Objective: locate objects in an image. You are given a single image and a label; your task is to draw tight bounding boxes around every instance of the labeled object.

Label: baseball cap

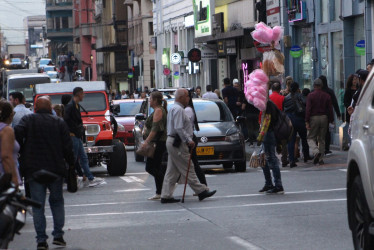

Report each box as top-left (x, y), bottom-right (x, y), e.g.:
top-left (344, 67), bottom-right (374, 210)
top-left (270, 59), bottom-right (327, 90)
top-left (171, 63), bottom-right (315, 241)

top-left (233, 78), bottom-right (239, 84)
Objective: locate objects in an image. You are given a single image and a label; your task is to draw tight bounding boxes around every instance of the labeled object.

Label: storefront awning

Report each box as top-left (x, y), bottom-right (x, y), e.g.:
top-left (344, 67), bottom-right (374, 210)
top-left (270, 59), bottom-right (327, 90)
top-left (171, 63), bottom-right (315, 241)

top-left (194, 28), bottom-right (254, 43)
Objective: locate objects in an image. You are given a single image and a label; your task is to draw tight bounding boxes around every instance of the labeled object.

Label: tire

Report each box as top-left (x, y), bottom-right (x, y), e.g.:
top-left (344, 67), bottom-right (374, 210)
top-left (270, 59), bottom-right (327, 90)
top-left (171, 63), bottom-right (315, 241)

top-left (223, 162), bottom-right (233, 169)
top-left (107, 140), bottom-right (127, 176)
top-left (134, 140), bottom-right (144, 162)
top-left (349, 175), bottom-right (374, 250)
top-left (234, 161), bottom-right (246, 172)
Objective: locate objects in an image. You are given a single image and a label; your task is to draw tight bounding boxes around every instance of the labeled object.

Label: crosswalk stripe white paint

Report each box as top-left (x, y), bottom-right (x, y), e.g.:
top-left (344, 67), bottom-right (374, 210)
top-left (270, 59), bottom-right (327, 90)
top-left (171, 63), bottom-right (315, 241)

top-left (114, 188), bottom-right (150, 193)
top-left (120, 176), bottom-right (136, 183)
top-left (228, 236), bottom-right (263, 250)
top-left (339, 169), bottom-right (347, 172)
top-left (128, 176), bottom-right (144, 182)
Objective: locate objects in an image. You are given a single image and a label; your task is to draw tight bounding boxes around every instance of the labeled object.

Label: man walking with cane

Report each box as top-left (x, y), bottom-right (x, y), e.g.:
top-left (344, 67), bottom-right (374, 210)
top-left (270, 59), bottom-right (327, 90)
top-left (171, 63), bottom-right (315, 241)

top-left (161, 88), bottom-right (216, 203)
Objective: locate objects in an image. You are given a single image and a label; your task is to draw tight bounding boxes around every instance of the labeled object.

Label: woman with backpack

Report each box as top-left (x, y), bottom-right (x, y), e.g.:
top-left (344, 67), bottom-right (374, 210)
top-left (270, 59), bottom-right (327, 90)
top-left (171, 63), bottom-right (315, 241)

top-left (283, 82), bottom-right (311, 167)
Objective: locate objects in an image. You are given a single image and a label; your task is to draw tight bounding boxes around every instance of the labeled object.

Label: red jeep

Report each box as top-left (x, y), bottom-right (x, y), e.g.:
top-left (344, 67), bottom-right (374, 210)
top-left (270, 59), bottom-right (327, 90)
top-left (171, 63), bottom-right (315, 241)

top-left (34, 81), bottom-right (127, 176)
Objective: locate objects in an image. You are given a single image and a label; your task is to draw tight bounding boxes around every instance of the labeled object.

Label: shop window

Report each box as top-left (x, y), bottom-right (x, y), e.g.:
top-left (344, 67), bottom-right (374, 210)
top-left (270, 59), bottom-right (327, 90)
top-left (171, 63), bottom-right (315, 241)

top-left (319, 34), bottom-right (329, 77)
top-left (354, 15), bottom-right (365, 70)
top-left (320, 0), bottom-right (329, 23)
top-left (332, 31), bottom-right (344, 124)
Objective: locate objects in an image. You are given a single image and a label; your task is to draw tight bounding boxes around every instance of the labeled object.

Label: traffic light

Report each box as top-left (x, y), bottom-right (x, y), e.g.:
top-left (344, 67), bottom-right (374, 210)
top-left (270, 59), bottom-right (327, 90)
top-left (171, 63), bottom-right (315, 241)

top-left (256, 0), bottom-right (267, 23)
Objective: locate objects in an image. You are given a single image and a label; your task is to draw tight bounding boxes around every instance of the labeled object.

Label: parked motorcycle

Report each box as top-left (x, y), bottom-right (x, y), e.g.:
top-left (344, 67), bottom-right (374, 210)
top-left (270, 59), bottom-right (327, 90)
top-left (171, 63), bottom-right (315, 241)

top-left (0, 174), bottom-right (41, 249)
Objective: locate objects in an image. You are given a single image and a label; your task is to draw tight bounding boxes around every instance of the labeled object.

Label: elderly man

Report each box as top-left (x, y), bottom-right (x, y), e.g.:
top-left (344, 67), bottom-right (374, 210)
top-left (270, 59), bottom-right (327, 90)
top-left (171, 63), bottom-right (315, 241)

top-left (305, 78), bottom-right (333, 165)
top-left (15, 97), bottom-right (75, 250)
top-left (161, 88), bottom-right (216, 203)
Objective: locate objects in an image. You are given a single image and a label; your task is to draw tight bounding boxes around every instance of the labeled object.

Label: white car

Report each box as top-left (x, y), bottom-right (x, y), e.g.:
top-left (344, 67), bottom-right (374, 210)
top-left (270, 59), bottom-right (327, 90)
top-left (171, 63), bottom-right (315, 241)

top-left (347, 70), bottom-right (374, 249)
top-left (46, 71), bottom-right (60, 83)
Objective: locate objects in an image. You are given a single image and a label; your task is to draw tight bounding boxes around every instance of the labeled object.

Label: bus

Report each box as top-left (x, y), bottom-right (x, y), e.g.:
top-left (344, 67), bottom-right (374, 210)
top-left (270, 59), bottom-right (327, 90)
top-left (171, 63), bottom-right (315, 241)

top-left (6, 73), bottom-right (50, 104)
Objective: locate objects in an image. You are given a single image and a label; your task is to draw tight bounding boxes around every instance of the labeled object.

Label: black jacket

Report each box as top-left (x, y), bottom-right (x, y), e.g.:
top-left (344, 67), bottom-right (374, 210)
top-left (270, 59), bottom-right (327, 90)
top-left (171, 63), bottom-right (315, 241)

top-left (265, 100), bottom-right (279, 131)
top-left (324, 87), bottom-right (341, 117)
top-left (64, 99), bottom-right (84, 138)
top-left (14, 110), bottom-right (74, 180)
top-left (283, 93), bottom-right (306, 117)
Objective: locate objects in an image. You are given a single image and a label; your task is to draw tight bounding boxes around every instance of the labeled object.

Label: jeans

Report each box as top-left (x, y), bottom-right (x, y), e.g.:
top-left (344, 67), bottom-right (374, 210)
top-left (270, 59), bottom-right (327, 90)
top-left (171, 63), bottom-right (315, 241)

top-left (29, 177), bottom-right (65, 243)
top-left (71, 136), bottom-right (94, 180)
top-left (261, 131), bottom-right (282, 188)
top-left (287, 113), bottom-right (310, 163)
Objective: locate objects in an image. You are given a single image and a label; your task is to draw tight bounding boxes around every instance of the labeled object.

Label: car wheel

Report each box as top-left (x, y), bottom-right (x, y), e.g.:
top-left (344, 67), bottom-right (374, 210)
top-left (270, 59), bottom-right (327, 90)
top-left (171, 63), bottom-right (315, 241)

top-left (234, 161), bottom-right (246, 172)
top-left (134, 139), bottom-right (144, 162)
top-left (349, 175), bottom-right (374, 250)
top-left (223, 162), bottom-right (233, 169)
top-left (107, 140), bottom-right (127, 176)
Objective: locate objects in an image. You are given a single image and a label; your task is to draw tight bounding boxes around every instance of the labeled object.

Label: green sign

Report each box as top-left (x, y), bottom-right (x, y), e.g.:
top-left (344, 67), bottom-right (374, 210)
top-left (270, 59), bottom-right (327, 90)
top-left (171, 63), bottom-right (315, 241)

top-left (173, 71), bottom-right (180, 79)
top-left (290, 45), bottom-right (302, 58)
top-left (355, 40), bottom-right (365, 56)
top-left (193, 0), bottom-right (212, 37)
top-left (128, 72), bottom-right (133, 78)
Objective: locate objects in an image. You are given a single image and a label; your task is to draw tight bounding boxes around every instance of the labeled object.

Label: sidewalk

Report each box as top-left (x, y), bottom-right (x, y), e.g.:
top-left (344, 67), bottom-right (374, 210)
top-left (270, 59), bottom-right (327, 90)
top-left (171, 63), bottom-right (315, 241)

top-left (245, 142), bottom-right (348, 170)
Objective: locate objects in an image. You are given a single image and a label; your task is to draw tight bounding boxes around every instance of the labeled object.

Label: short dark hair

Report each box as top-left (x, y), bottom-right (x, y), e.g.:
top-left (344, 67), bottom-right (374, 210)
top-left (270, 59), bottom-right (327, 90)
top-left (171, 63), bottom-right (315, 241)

top-left (223, 78), bottom-right (230, 85)
top-left (73, 87), bottom-right (83, 96)
top-left (0, 101), bottom-right (13, 122)
top-left (9, 92), bottom-right (24, 103)
top-left (290, 82), bottom-right (300, 93)
top-left (196, 86), bottom-right (201, 90)
top-left (61, 94), bottom-right (72, 106)
top-left (271, 82), bottom-right (281, 92)
top-left (206, 85), bottom-right (212, 92)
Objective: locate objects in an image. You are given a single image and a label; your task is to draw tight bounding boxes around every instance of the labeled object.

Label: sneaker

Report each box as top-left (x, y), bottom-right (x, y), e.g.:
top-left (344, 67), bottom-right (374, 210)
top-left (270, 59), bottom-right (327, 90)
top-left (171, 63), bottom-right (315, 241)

top-left (53, 237), bottom-right (66, 246)
top-left (259, 185), bottom-right (274, 193)
top-left (77, 177), bottom-right (84, 189)
top-left (88, 177), bottom-right (105, 187)
top-left (148, 194), bottom-right (161, 200)
top-left (266, 186), bottom-right (285, 194)
top-left (37, 242), bottom-right (49, 250)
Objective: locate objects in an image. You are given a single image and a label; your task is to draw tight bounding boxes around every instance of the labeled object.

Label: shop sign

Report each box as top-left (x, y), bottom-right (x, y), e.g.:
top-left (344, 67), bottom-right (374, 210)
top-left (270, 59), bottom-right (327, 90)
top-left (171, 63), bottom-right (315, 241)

top-left (163, 68), bottom-right (171, 76)
top-left (290, 45), bottom-right (302, 58)
top-left (355, 40), bottom-right (365, 56)
top-left (200, 45), bottom-right (217, 59)
top-left (170, 53), bottom-right (182, 64)
top-left (267, 0), bottom-right (280, 27)
top-left (226, 40), bottom-right (236, 55)
top-left (162, 48), bottom-right (170, 68)
top-left (218, 41), bottom-right (225, 56)
top-left (193, 0), bottom-right (214, 37)
top-left (173, 71), bottom-right (180, 79)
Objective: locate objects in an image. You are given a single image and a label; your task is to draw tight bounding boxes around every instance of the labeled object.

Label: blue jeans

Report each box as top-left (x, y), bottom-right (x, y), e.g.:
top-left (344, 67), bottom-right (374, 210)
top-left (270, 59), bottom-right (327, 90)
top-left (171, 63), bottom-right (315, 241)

top-left (261, 131), bottom-right (282, 188)
top-left (29, 177), bottom-right (65, 243)
top-left (71, 136), bottom-right (94, 180)
top-left (287, 113), bottom-right (309, 163)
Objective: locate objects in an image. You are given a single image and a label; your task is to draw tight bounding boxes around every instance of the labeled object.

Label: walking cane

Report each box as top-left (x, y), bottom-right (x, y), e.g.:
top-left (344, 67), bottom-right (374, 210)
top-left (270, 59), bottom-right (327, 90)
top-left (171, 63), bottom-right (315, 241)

top-left (181, 147), bottom-right (194, 203)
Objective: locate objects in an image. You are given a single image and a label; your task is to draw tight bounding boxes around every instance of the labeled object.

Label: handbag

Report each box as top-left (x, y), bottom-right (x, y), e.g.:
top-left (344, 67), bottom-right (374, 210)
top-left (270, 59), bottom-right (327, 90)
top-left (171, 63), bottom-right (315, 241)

top-left (66, 165), bottom-right (77, 193)
top-left (249, 146), bottom-right (266, 168)
top-left (136, 141), bottom-right (156, 158)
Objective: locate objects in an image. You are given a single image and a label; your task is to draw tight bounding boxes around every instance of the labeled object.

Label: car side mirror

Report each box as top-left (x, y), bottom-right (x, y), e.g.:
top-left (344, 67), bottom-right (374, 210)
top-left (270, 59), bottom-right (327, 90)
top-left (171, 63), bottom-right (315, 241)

top-left (236, 116), bottom-right (246, 123)
top-left (135, 113), bottom-right (146, 121)
top-left (110, 104), bottom-right (120, 115)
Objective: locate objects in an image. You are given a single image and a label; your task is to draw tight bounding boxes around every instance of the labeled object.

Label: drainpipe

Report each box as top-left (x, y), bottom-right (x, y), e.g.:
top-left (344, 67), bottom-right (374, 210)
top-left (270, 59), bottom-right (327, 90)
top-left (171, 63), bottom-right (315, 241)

top-left (112, 0), bottom-right (117, 43)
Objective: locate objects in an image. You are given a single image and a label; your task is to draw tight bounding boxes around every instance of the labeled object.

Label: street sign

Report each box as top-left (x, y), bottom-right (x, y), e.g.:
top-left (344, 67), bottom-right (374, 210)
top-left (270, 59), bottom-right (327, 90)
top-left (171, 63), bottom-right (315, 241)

top-left (355, 40), bottom-right (365, 56)
top-left (170, 53), bottom-right (181, 64)
top-left (163, 68), bottom-right (171, 76)
top-left (188, 48), bottom-right (201, 62)
top-left (290, 45), bottom-right (302, 58)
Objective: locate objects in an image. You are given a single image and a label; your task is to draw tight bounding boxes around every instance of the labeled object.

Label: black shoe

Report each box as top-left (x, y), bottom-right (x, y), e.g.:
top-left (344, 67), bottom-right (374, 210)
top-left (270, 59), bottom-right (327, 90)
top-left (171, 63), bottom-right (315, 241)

top-left (282, 161), bottom-right (289, 167)
top-left (198, 190), bottom-right (217, 201)
top-left (325, 150), bottom-right (332, 155)
top-left (53, 237), bottom-right (66, 246)
top-left (313, 153), bottom-right (321, 164)
top-left (319, 160), bottom-right (325, 165)
top-left (304, 155), bottom-right (313, 163)
top-left (266, 186), bottom-right (285, 194)
top-left (259, 185), bottom-right (274, 193)
top-left (295, 158), bottom-right (299, 163)
top-left (37, 242), bottom-right (49, 250)
top-left (161, 198), bottom-right (181, 203)
top-left (290, 162), bottom-right (297, 168)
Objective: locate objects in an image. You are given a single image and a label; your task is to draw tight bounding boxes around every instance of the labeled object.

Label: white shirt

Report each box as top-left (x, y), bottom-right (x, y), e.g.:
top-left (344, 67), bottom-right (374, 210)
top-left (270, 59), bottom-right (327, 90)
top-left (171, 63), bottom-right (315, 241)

top-left (202, 91), bottom-right (219, 99)
top-left (167, 102), bottom-right (193, 143)
top-left (184, 106), bottom-right (195, 129)
top-left (12, 104), bottom-right (32, 127)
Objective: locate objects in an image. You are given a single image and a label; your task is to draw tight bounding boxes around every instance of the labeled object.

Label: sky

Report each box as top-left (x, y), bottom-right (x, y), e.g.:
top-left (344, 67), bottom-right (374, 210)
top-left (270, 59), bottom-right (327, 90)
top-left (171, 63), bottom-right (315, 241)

top-left (0, 0), bottom-right (46, 44)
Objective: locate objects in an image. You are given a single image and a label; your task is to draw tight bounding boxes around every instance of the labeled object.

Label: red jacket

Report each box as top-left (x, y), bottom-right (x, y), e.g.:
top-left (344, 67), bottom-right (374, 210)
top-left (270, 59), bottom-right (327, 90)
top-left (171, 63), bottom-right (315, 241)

top-left (269, 92), bottom-right (285, 111)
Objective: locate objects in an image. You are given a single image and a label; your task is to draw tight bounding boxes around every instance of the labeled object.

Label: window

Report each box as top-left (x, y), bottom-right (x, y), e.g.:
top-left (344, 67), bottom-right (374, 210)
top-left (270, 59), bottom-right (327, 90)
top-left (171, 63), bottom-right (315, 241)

top-left (334, 0), bottom-right (341, 21)
top-left (115, 52), bottom-right (127, 72)
top-left (117, 102), bottom-right (142, 116)
top-left (354, 15), bottom-right (365, 70)
top-left (321, 0), bottom-right (329, 23)
top-left (62, 17), bottom-right (69, 29)
top-left (332, 31), bottom-right (344, 119)
top-left (55, 17), bottom-right (61, 30)
top-left (148, 22), bottom-right (154, 36)
top-left (319, 34), bottom-right (329, 77)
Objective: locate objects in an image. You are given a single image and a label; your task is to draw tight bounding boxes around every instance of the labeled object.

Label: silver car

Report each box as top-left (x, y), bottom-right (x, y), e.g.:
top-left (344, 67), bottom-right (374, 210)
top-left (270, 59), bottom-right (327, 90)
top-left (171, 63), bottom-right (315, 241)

top-left (347, 70), bottom-right (374, 249)
top-left (134, 98), bottom-right (246, 172)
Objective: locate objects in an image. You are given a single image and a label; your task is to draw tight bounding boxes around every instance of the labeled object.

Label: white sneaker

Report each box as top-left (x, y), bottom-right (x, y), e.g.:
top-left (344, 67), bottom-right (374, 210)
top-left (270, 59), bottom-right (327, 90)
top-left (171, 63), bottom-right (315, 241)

top-left (77, 177), bottom-right (84, 189)
top-left (88, 177), bottom-right (105, 187)
top-left (148, 194), bottom-right (161, 200)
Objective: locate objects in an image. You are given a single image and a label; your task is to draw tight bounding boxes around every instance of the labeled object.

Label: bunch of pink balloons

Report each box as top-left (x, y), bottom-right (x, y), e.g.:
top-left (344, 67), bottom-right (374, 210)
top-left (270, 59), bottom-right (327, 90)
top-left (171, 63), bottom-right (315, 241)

top-left (251, 22), bottom-right (283, 46)
top-left (244, 69), bottom-right (269, 111)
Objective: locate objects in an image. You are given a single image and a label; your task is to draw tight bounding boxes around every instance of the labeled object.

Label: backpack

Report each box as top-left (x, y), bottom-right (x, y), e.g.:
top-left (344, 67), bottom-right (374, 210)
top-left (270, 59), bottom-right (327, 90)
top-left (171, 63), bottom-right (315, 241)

top-left (273, 108), bottom-right (293, 143)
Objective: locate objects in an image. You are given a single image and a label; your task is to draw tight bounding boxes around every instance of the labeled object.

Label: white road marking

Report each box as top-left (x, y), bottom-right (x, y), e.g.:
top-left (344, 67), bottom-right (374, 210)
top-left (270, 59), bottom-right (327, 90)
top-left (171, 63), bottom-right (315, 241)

top-left (339, 169), bottom-right (347, 172)
top-left (228, 236), bottom-right (263, 250)
top-left (128, 176), bottom-right (144, 182)
top-left (127, 172), bottom-right (148, 175)
top-left (114, 188), bottom-right (151, 193)
top-left (59, 198), bottom-right (346, 218)
top-left (120, 176), bottom-right (136, 182)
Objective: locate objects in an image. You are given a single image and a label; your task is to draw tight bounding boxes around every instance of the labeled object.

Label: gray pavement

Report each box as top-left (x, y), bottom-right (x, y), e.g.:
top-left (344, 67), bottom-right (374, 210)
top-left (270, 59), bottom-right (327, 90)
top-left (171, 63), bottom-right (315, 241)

top-left (9, 146), bottom-right (351, 250)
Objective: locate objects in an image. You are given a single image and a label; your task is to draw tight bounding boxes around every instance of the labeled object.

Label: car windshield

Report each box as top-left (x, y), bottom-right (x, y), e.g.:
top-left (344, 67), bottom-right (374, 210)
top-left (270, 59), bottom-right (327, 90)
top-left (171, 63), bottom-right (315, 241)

top-left (166, 100), bottom-right (232, 122)
top-left (44, 66), bottom-right (55, 71)
top-left (47, 92), bottom-right (107, 112)
top-left (116, 102), bottom-right (142, 116)
top-left (47, 72), bottom-right (58, 78)
top-left (39, 59), bottom-right (50, 65)
top-left (8, 77), bottom-right (50, 103)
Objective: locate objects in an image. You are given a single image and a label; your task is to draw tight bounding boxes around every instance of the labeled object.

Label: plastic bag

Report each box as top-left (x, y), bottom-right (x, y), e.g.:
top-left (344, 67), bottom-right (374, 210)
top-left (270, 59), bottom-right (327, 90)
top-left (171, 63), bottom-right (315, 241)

top-left (249, 145), bottom-right (266, 168)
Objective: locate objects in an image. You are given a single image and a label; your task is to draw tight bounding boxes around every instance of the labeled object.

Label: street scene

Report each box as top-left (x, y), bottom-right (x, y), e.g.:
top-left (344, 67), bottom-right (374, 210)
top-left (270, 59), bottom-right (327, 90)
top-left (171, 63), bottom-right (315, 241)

top-left (1, 0), bottom-right (374, 250)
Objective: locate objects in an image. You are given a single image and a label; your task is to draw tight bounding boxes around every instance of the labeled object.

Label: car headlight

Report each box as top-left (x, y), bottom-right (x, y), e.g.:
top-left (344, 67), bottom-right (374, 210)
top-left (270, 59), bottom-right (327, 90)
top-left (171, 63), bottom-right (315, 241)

top-left (117, 123), bottom-right (125, 132)
top-left (225, 132), bottom-right (240, 142)
top-left (5, 60), bottom-right (9, 65)
top-left (85, 124), bottom-right (100, 135)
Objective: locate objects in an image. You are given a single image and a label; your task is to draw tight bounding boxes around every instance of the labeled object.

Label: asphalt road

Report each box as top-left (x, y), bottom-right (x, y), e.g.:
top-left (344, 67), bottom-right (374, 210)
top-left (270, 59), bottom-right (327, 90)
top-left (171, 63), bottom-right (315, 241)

top-left (10, 146), bottom-right (352, 250)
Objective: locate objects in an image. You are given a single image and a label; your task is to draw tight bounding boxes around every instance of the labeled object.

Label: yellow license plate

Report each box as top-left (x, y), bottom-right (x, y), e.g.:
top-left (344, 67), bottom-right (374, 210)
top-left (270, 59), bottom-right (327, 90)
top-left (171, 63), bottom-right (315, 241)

top-left (86, 136), bottom-right (95, 142)
top-left (196, 146), bottom-right (214, 155)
